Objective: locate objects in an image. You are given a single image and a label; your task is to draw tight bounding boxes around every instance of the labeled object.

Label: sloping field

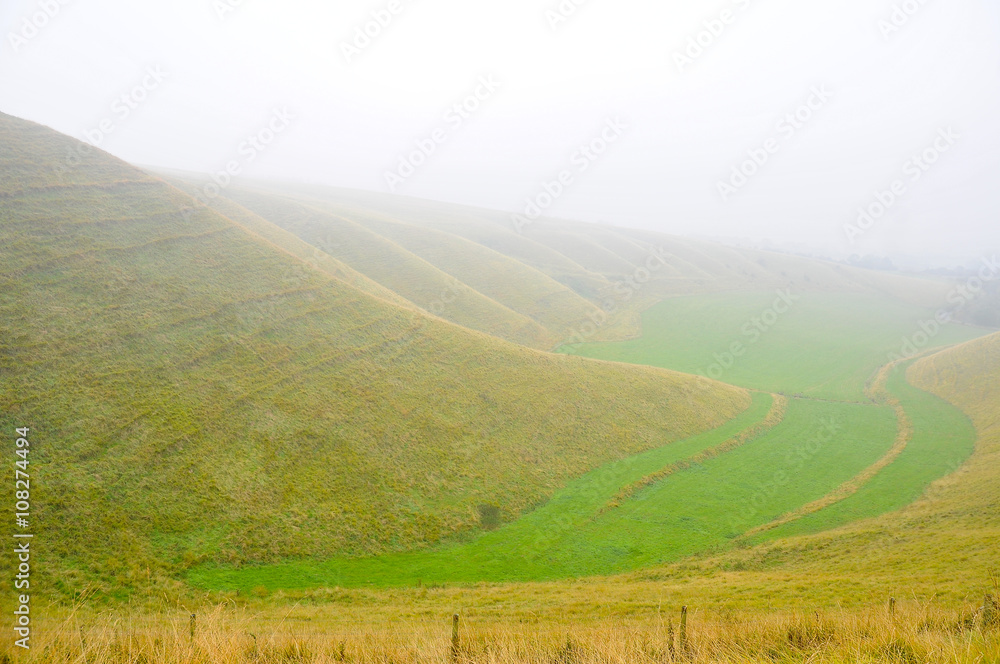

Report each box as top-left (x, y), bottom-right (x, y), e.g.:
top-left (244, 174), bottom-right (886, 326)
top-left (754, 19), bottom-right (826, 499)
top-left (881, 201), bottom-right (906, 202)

top-left (745, 360), bottom-right (977, 543)
top-left (179, 183), bottom-right (559, 348)
top-left (190, 390), bottom-right (902, 591)
top-left (189, 392), bottom-right (779, 590)
top-left (639, 330), bottom-right (1000, 607)
top-left (190, 335), bottom-right (1000, 614)
top-left (182, 291), bottom-right (993, 592)
top-left (0, 112), bottom-right (748, 598)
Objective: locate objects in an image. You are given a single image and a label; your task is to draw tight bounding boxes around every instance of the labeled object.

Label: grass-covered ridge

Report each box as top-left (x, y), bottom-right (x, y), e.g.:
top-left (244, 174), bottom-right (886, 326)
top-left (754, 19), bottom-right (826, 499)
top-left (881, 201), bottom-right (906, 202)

top-left (0, 112), bottom-right (749, 599)
top-left (160, 173), bottom-right (973, 351)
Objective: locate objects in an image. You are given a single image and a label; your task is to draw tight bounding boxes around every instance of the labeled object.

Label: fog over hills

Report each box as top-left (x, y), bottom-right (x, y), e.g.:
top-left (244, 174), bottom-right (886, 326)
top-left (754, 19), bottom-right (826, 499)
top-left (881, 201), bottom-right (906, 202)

top-left (2, 0), bottom-right (998, 263)
top-left (3, 3), bottom-right (1000, 660)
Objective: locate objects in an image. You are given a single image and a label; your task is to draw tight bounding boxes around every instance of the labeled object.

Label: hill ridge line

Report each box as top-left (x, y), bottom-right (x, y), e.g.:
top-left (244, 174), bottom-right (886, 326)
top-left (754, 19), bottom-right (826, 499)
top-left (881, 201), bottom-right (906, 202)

top-left (308, 203), bottom-right (560, 332)
top-left (227, 187), bottom-right (556, 345)
top-left (298, 197), bottom-right (608, 330)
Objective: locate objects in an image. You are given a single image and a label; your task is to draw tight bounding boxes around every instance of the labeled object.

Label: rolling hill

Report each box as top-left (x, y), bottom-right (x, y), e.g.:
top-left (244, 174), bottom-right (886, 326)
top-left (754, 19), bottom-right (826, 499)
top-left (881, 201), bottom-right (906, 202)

top-left (156, 175), bottom-right (972, 351)
top-left (0, 112), bottom-right (749, 598)
top-left (196, 332), bottom-right (1000, 615)
top-left (191, 290), bottom-right (991, 592)
top-left (2, 109), bottom-right (994, 604)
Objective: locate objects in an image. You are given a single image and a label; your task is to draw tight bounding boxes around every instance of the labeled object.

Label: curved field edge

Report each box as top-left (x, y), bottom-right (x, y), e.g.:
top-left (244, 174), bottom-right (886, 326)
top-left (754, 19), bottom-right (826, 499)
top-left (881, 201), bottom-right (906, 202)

top-left (187, 392), bottom-right (778, 592)
top-left (543, 397), bottom-right (896, 577)
top-left (739, 359), bottom-right (912, 539)
top-left (658, 332), bottom-right (1000, 607)
top-left (601, 393), bottom-right (788, 513)
top-left (744, 355), bottom-right (977, 544)
top-left (188, 391), bottom-right (900, 591)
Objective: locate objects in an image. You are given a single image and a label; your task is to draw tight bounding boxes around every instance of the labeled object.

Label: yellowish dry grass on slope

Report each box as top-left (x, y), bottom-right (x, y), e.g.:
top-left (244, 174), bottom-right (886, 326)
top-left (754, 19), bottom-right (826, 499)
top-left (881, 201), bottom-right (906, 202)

top-left (158, 173), bottom-right (417, 311)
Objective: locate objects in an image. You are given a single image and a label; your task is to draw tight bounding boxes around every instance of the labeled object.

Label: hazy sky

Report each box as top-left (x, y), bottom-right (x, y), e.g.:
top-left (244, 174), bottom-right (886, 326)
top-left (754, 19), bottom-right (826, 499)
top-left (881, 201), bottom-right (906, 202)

top-left (2, 0), bottom-right (999, 263)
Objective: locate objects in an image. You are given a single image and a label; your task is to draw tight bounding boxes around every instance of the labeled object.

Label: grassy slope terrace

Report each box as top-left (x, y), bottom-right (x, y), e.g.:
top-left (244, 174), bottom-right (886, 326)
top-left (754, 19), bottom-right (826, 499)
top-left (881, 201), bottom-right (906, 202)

top-left (0, 112), bottom-right (748, 599)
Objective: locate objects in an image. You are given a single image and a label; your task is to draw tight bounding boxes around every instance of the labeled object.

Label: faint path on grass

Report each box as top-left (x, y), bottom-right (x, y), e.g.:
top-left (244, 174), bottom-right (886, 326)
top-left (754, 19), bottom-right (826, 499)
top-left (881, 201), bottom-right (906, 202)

top-left (597, 393), bottom-right (789, 515)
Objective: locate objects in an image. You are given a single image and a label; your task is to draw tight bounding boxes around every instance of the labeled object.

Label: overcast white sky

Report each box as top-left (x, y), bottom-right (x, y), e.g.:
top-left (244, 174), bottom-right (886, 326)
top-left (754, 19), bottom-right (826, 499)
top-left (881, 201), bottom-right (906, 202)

top-left (2, 0), bottom-right (998, 264)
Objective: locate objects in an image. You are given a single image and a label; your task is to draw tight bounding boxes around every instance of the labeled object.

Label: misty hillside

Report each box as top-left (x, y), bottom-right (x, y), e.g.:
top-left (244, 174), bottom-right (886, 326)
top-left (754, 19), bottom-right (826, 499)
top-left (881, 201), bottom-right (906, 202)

top-left (3, 1), bottom-right (999, 661)
top-left (158, 173), bottom-right (974, 351)
top-left (0, 111), bottom-right (751, 596)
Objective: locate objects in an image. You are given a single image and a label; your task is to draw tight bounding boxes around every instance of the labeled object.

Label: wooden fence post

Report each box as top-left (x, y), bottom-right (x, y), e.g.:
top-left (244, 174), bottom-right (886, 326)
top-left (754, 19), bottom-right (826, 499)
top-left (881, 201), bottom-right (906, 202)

top-left (889, 597), bottom-right (896, 615)
top-left (450, 613), bottom-right (460, 662)
top-left (190, 613), bottom-right (196, 643)
top-left (679, 605), bottom-right (688, 655)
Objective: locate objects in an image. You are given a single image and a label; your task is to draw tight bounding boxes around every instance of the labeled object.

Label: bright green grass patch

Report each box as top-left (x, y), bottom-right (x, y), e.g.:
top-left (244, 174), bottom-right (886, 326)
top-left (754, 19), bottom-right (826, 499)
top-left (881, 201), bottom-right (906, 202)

top-left (496, 397), bottom-right (896, 579)
top-left (560, 399), bottom-right (896, 572)
top-left (749, 361), bottom-right (978, 543)
top-left (561, 291), bottom-right (989, 402)
top-left (189, 395), bottom-right (898, 591)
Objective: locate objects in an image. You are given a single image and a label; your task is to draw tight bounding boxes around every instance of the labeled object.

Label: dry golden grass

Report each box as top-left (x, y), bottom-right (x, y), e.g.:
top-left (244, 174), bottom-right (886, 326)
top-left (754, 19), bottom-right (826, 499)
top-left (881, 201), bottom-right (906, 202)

top-left (8, 595), bottom-right (998, 663)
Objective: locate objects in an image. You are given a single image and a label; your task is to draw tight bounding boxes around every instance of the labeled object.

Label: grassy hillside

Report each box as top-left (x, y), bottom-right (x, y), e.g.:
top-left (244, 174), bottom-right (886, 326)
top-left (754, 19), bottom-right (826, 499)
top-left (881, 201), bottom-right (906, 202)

top-left (166, 334), bottom-right (1000, 664)
top-left (0, 112), bottom-right (748, 598)
top-left (163, 177), bottom-right (609, 349)
top-left (183, 184), bottom-right (561, 348)
top-left (190, 393), bottom-right (904, 591)
top-left (191, 288), bottom-right (992, 592)
top-left (160, 185), bottom-right (418, 311)
top-left (301, 198), bottom-right (608, 339)
top-left (179, 178), bottom-right (968, 350)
